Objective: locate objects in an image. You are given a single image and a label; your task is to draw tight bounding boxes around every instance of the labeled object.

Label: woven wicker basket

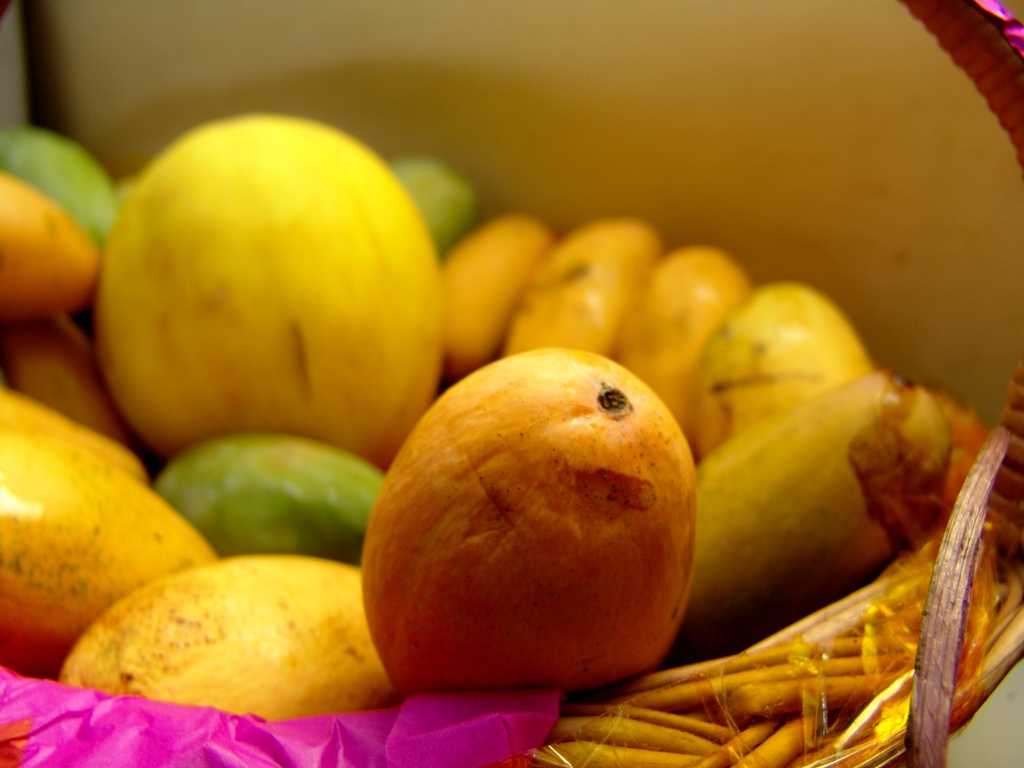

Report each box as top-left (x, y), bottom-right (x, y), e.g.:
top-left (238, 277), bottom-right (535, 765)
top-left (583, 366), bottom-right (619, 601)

top-left (864, 2), bottom-right (1024, 765)
top-left (538, 5), bottom-right (1024, 767)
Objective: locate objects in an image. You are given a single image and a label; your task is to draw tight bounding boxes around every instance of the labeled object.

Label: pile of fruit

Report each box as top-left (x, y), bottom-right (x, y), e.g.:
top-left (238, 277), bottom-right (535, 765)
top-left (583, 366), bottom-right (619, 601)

top-left (0, 113), bottom-right (1017, 766)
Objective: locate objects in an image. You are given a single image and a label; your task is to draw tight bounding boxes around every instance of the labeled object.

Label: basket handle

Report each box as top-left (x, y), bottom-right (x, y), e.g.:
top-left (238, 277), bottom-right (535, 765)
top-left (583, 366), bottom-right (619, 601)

top-left (907, 361), bottom-right (1024, 768)
top-left (900, 0), bottom-right (1024, 175)
top-left (906, 426), bottom-right (1009, 768)
top-left (897, 4), bottom-right (1024, 766)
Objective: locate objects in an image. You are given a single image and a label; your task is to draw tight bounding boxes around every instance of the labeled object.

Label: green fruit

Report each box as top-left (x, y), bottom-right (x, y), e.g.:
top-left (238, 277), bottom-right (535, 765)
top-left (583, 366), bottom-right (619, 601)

top-left (154, 433), bottom-right (385, 563)
top-left (0, 125), bottom-right (119, 247)
top-left (391, 155), bottom-right (479, 257)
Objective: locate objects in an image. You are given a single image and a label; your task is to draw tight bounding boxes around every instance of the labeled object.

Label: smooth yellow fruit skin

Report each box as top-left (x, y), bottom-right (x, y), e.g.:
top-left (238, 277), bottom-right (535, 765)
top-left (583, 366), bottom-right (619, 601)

top-left (0, 431), bottom-right (216, 677)
top-left (94, 114), bottom-right (443, 467)
top-left (0, 384), bottom-right (146, 480)
top-left (0, 314), bottom-right (136, 448)
top-left (60, 555), bottom-right (399, 720)
top-left (441, 213), bottom-right (554, 382)
top-left (670, 371), bottom-right (950, 663)
top-left (0, 170), bottom-right (99, 322)
top-left (690, 281), bottom-right (874, 459)
top-left (502, 218), bottom-right (662, 358)
top-left (614, 246), bottom-right (752, 446)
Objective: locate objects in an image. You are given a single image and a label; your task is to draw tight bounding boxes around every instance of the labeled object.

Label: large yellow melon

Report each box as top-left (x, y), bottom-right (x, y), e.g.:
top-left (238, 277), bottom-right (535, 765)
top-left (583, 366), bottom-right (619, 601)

top-left (94, 114), bottom-right (442, 468)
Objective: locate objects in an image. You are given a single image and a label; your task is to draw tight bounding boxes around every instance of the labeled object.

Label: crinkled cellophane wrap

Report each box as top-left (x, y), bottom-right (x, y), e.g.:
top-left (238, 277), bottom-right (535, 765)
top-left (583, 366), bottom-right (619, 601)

top-left (532, 428), bottom-right (1024, 768)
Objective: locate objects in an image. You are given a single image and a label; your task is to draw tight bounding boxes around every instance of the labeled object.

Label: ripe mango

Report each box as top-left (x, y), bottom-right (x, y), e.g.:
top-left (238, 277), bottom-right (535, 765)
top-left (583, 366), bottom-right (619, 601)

top-left (154, 433), bottom-right (384, 563)
top-left (502, 218), bottom-right (661, 358)
top-left (441, 213), bottom-right (554, 382)
top-left (0, 314), bottom-right (136, 447)
top-left (0, 384), bottom-right (146, 481)
top-left (670, 371), bottom-right (950, 663)
top-left (614, 246), bottom-right (752, 445)
top-left (362, 348), bottom-right (696, 694)
top-left (0, 431), bottom-right (215, 677)
top-left (60, 555), bottom-right (399, 719)
top-left (0, 170), bottom-right (99, 323)
top-left (689, 281), bottom-right (874, 458)
top-left (0, 124), bottom-right (120, 247)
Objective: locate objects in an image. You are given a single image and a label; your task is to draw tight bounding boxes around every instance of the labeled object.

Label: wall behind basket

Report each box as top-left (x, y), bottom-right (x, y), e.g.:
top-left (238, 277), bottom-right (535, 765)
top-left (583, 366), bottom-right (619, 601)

top-left (19, 0), bottom-right (1024, 425)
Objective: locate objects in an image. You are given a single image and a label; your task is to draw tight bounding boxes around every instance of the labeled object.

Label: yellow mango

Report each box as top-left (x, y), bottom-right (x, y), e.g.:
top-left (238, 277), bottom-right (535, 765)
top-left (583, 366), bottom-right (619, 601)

top-left (0, 314), bottom-right (136, 447)
top-left (441, 214), bottom-right (554, 382)
top-left (689, 281), bottom-right (874, 459)
top-left (60, 555), bottom-right (399, 719)
top-left (669, 371), bottom-right (950, 664)
top-left (614, 245), bottom-right (752, 445)
top-left (0, 431), bottom-right (216, 677)
top-left (0, 170), bottom-right (100, 323)
top-left (502, 218), bottom-right (661, 358)
top-left (0, 384), bottom-right (146, 480)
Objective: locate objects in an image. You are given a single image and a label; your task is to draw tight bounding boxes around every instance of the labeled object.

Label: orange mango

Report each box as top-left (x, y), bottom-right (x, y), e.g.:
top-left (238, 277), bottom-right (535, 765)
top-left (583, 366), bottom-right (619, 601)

top-left (615, 245), bottom-right (752, 445)
top-left (441, 214), bottom-right (554, 382)
top-left (503, 218), bottom-right (661, 358)
top-left (0, 170), bottom-right (99, 322)
top-left (0, 314), bottom-right (135, 447)
top-left (363, 348), bottom-right (696, 694)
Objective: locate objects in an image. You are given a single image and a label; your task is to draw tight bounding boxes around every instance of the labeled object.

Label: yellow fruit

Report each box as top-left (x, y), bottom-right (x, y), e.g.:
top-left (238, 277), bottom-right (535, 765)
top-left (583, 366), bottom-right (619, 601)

top-left (94, 114), bottom-right (442, 467)
top-left (0, 384), bottom-right (146, 480)
top-left (0, 170), bottom-right (99, 322)
top-left (689, 281), bottom-right (874, 458)
top-left (441, 213), bottom-right (554, 382)
top-left (0, 431), bottom-right (216, 677)
top-left (362, 348), bottom-right (696, 694)
top-left (0, 314), bottom-right (135, 447)
top-left (670, 371), bottom-right (950, 663)
top-left (502, 218), bottom-right (662, 358)
top-left (60, 555), bottom-right (398, 719)
top-left (614, 246), bottom-right (752, 445)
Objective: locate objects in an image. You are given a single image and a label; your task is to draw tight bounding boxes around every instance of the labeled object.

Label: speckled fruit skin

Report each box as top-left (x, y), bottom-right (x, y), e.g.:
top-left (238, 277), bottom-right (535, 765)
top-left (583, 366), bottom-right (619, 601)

top-left (60, 555), bottom-right (398, 720)
top-left (361, 347), bottom-right (697, 694)
top-left (0, 431), bottom-right (216, 678)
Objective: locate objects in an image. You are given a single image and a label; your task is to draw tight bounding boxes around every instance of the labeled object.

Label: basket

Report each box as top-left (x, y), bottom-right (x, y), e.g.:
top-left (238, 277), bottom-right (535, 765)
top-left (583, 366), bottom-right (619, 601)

top-left (3, 1), bottom-right (1024, 767)
top-left (532, 5), bottom-right (1024, 766)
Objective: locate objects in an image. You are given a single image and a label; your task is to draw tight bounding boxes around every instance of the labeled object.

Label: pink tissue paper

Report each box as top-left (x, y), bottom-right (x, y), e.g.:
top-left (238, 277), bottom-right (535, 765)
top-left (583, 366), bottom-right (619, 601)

top-left (0, 666), bottom-right (559, 768)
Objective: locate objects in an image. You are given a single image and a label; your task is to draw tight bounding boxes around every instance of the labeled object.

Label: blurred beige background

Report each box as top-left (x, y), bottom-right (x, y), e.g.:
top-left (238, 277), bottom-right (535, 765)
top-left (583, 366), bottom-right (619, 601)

top-left (0, 1), bottom-right (27, 125)
top-left (15, 0), bottom-right (1024, 431)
